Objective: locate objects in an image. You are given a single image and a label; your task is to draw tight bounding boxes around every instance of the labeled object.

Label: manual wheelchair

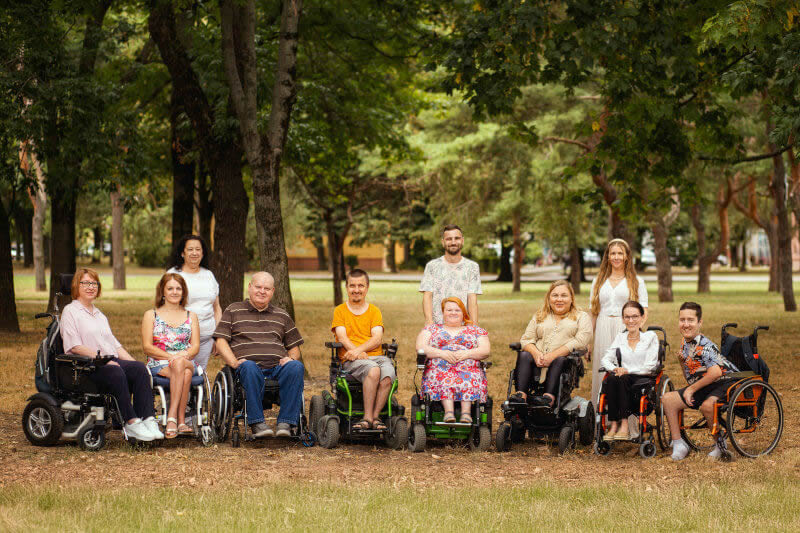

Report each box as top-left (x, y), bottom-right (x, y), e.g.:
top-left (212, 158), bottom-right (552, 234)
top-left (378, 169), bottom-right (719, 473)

top-left (594, 326), bottom-right (673, 458)
top-left (22, 274), bottom-right (129, 451)
top-left (211, 363), bottom-right (314, 448)
top-left (309, 340), bottom-right (408, 449)
top-left (676, 323), bottom-right (783, 461)
top-left (152, 366), bottom-right (215, 446)
top-left (407, 349), bottom-right (492, 452)
top-left (496, 343), bottom-right (593, 454)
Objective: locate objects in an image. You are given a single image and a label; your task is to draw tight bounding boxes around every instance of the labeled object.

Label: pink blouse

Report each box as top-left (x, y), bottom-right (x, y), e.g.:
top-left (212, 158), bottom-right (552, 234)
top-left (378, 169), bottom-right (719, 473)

top-left (60, 300), bottom-right (122, 356)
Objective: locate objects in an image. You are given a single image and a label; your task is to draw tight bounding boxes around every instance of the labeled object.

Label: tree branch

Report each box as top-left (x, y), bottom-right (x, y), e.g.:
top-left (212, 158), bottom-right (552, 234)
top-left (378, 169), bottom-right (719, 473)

top-left (697, 144), bottom-right (792, 165)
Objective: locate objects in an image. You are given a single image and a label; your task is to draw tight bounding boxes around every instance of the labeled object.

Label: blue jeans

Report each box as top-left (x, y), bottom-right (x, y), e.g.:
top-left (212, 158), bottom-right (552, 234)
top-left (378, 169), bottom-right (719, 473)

top-left (236, 359), bottom-right (304, 425)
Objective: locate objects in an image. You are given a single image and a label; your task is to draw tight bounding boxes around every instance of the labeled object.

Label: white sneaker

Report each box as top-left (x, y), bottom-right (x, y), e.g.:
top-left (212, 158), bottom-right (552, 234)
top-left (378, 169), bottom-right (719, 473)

top-left (143, 417), bottom-right (164, 439)
top-left (708, 441), bottom-right (727, 459)
top-left (125, 420), bottom-right (155, 442)
top-left (671, 439), bottom-right (690, 461)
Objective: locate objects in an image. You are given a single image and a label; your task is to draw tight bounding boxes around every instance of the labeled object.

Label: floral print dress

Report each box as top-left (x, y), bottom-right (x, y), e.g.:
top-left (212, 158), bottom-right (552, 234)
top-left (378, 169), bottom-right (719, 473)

top-left (421, 324), bottom-right (488, 402)
top-left (147, 311), bottom-right (192, 368)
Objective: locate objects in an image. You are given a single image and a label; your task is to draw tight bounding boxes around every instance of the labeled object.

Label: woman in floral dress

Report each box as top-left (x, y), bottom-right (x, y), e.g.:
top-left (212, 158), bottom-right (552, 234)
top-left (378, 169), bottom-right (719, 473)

top-left (141, 273), bottom-right (199, 438)
top-left (415, 297), bottom-right (490, 423)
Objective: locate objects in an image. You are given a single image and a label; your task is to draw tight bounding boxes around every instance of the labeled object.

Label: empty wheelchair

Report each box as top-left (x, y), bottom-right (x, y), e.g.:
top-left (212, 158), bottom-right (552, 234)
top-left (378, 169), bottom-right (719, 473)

top-left (309, 340), bottom-right (408, 449)
top-left (211, 364), bottom-right (314, 448)
top-left (594, 326), bottom-right (673, 458)
top-left (678, 323), bottom-right (783, 460)
top-left (22, 274), bottom-right (126, 451)
top-left (407, 349), bottom-right (493, 452)
top-left (496, 343), bottom-right (593, 454)
top-left (152, 366), bottom-right (214, 446)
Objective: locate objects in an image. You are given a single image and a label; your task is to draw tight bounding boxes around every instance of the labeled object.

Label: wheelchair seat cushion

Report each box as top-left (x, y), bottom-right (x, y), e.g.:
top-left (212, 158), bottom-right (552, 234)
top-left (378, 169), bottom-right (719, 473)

top-left (153, 374), bottom-right (205, 389)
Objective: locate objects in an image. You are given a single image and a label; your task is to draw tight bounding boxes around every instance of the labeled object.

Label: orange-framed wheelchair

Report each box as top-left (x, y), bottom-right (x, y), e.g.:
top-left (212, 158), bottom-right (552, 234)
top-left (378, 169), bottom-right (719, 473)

top-left (678, 324), bottom-right (783, 461)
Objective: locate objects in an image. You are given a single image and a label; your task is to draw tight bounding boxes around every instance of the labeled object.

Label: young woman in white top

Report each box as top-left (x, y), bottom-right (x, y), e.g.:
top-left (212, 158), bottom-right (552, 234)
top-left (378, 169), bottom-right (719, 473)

top-left (166, 235), bottom-right (222, 370)
top-left (589, 238), bottom-right (649, 407)
top-left (599, 301), bottom-right (659, 440)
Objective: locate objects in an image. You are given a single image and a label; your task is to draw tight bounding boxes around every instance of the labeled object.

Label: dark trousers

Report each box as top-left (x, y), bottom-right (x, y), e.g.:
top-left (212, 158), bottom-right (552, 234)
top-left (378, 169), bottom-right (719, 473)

top-left (90, 359), bottom-right (155, 422)
top-left (603, 374), bottom-right (647, 422)
top-left (515, 352), bottom-right (569, 398)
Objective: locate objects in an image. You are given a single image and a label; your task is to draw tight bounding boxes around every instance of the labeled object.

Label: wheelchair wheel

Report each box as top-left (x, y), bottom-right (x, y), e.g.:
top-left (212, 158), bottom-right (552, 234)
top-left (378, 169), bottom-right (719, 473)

top-left (469, 425), bottom-right (491, 452)
top-left (77, 426), bottom-right (106, 452)
top-left (558, 425), bottom-right (575, 455)
top-left (727, 380), bottom-right (783, 458)
top-left (318, 417), bottom-right (340, 449)
top-left (408, 423), bottom-right (426, 453)
top-left (656, 376), bottom-right (674, 451)
top-left (231, 428), bottom-right (241, 448)
top-left (211, 368), bottom-right (234, 442)
top-left (594, 440), bottom-right (611, 456)
top-left (385, 417), bottom-right (409, 450)
top-left (578, 402), bottom-right (595, 446)
top-left (200, 425), bottom-right (215, 447)
top-left (495, 422), bottom-right (512, 452)
top-left (22, 398), bottom-right (64, 447)
top-left (638, 440), bottom-right (657, 459)
top-left (309, 395), bottom-right (325, 435)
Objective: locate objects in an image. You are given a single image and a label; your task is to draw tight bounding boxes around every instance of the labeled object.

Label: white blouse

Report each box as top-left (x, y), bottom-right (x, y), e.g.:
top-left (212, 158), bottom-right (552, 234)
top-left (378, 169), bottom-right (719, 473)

top-left (601, 330), bottom-right (659, 375)
top-left (590, 275), bottom-right (648, 317)
top-left (168, 267), bottom-right (219, 337)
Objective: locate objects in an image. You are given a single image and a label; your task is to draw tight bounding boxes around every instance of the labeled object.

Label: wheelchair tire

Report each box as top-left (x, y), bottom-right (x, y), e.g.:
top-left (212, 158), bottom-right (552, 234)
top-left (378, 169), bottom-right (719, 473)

top-left (22, 398), bottom-right (64, 447)
top-left (211, 368), bottom-right (234, 443)
top-left (656, 376), bottom-right (674, 451)
top-left (469, 425), bottom-right (491, 452)
top-left (200, 425), bottom-right (215, 447)
top-left (386, 417), bottom-right (409, 450)
top-left (727, 380), bottom-right (783, 458)
top-left (594, 440), bottom-right (611, 456)
top-left (639, 440), bottom-right (657, 459)
top-left (318, 417), bottom-right (340, 449)
top-left (578, 402), bottom-right (595, 446)
top-left (77, 426), bottom-right (106, 452)
top-left (680, 410), bottom-right (715, 453)
top-left (309, 395), bottom-right (325, 435)
top-left (558, 425), bottom-right (574, 455)
top-left (231, 428), bottom-right (241, 448)
top-left (495, 422), bottom-right (512, 452)
top-left (408, 423), bottom-right (426, 453)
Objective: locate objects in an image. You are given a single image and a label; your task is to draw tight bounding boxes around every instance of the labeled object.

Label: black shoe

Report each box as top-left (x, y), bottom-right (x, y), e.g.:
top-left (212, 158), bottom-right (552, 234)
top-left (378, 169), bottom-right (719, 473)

top-left (509, 392), bottom-right (527, 403)
top-left (530, 396), bottom-right (552, 407)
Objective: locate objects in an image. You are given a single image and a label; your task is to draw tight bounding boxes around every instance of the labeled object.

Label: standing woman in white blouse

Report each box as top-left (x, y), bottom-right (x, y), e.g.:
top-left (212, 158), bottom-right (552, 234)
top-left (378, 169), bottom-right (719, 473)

top-left (167, 235), bottom-right (222, 370)
top-left (599, 301), bottom-right (659, 440)
top-left (589, 239), bottom-right (648, 407)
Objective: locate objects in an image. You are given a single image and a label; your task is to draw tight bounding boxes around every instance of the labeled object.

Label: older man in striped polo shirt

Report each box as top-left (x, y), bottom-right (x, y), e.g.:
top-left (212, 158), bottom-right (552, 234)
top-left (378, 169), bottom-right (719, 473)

top-left (214, 272), bottom-right (305, 438)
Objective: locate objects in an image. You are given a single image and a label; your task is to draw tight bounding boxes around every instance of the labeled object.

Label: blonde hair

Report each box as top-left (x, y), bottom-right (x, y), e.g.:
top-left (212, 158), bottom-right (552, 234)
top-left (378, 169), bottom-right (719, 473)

top-left (440, 297), bottom-right (473, 325)
top-left (590, 239), bottom-right (639, 315)
top-left (536, 280), bottom-right (578, 321)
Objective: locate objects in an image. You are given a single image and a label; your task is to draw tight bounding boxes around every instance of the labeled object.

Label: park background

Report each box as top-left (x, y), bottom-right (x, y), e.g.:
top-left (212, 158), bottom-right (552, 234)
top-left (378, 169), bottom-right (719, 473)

top-left (2, 1), bottom-right (800, 531)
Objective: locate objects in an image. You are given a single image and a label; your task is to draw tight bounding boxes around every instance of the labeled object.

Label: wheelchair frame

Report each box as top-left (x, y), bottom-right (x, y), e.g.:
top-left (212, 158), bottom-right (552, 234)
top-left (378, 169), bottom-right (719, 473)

top-left (309, 340), bottom-right (408, 450)
top-left (152, 365), bottom-right (215, 446)
top-left (678, 323), bottom-right (783, 461)
top-left (407, 349), bottom-right (493, 453)
top-left (496, 343), bottom-right (593, 454)
top-left (594, 326), bottom-right (673, 459)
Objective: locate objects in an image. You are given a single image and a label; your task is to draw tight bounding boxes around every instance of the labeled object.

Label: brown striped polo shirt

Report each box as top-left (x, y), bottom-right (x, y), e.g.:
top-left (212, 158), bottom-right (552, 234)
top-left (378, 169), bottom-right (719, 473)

top-left (213, 300), bottom-right (303, 369)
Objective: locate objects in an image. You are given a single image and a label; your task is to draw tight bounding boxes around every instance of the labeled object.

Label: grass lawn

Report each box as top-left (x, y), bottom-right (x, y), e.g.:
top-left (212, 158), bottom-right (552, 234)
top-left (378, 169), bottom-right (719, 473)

top-left (2, 268), bottom-right (800, 531)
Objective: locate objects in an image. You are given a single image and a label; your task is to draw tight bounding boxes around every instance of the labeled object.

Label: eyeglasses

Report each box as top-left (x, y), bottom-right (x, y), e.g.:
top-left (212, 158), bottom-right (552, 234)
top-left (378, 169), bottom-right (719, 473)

top-left (622, 314), bottom-right (641, 321)
top-left (79, 281), bottom-right (99, 288)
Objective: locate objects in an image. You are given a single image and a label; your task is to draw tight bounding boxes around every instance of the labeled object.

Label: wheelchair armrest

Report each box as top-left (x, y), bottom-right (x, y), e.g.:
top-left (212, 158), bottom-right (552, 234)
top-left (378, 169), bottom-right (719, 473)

top-left (509, 342), bottom-right (521, 351)
top-left (325, 342), bottom-right (344, 349)
top-left (416, 349), bottom-right (426, 368)
top-left (57, 353), bottom-right (94, 365)
top-left (382, 340), bottom-right (399, 359)
top-left (481, 361), bottom-right (492, 370)
top-left (94, 354), bottom-right (115, 366)
top-left (598, 368), bottom-right (608, 373)
top-left (569, 348), bottom-right (587, 358)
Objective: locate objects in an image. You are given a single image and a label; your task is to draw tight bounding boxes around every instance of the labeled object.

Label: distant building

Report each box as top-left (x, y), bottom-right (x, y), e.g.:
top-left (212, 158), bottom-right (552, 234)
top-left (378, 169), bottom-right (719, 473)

top-left (287, 237), bottom-right (407, 271)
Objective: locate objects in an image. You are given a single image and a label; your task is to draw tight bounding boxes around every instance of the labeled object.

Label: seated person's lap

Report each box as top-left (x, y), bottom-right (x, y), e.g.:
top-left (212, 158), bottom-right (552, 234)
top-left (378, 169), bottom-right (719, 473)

top-left (677, 378), bottom-right (734, 409)
top-left (344, 356), bottom-right (396, 382)
top-left (147, 359), bottom-right (196, 377)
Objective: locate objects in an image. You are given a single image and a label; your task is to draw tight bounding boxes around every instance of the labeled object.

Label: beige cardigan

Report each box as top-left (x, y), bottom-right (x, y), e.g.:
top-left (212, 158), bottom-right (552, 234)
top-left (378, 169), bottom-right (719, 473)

top-left (519, 311), bottom-right (593, 354)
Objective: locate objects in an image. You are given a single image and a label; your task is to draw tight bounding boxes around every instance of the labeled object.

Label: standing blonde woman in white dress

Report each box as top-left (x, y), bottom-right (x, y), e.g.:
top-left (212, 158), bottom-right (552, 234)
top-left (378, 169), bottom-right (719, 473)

top-left (589, 239), bottom-right (648, 407)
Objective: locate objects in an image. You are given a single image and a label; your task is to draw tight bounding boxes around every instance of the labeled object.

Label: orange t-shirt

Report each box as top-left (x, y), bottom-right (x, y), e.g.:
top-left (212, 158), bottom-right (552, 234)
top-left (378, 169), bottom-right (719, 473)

top-left (330, 303), bottom-right (384, 362)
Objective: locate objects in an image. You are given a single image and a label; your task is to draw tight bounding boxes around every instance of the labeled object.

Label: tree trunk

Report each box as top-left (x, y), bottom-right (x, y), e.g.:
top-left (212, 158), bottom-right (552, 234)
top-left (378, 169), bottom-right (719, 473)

top-left (769, 144), bottom-right (797, 311)
top-left (196, 164), bottom-right (213, 246)
top-left (111, 186), bottom-right (126, 290)
top-left (569, 243), bottom-right (581, 295)
top-left (512, 213), bottom-right (522, 292)
top-left (385, 239), bottom-right (397, 273)
top-left (326, 221), bottom-right (344, 305)
top-left (497, 235), bottom-right (512, 281)
top-left (91, 226), bottom-right (103, 264)
top-left (766, 225), bottom-right (780, 292)
top-left (739, 241), bottom-right (747, 272)
top-left (48, 189), bottom-right (77, 311)
top-left (20, 209), bottom-right (33, 267)
top-left (316, 242), bottom-right (328, 271)
top-left (28, 150), bottom-right (47, 291)
top-left (651, 216), bottom-right (674, 302)
top-left (170, 89), bottom-right (196, 247)
top-left (0, 198), bottom-right (20, 332)
top-left (690, 204), bottom-right (712, 293)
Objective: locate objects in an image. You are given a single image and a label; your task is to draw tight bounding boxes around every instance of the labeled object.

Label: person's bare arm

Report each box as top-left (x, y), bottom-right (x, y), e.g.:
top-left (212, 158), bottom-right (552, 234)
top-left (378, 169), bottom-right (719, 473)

top-left (415, 328), bottom-right (448, 360)
top-left (215, 337), bottom-right (240, 368)
top-left (278, 345), bottom-right (302, 365)
top-left (337, 325), bottom-right (384, 360)
top-left (422, 291), bottom-right (433, 325)
top-left (186, 312), bottom-right (200, 359)
top-left (683, 365), bottom-right (723, 405)
top-left (467, 293), bottom-right (478, 325)
top-left (213, 297), bottom-right (223, 324)
top-left (116, 346), bottom-right (135, 361)
top-left (141, 310), bottom-right (174, 361)
top-left (458, 335), bottom-right (490, 361)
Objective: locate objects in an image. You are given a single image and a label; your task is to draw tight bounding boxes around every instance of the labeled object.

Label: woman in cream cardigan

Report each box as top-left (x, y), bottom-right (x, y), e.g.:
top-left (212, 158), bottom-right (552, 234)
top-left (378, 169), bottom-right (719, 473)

top-left (513, 280), bottom-right (592, 407)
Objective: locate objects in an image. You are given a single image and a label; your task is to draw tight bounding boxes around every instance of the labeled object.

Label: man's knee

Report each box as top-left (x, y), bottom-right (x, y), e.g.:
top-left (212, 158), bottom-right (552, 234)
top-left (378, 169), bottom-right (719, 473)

top-left (700, 397), bottom-right (718, 414)
top-left (366, 366), bottom-right (381, 380)
top-left (380, 375), bottom-right (393, 386)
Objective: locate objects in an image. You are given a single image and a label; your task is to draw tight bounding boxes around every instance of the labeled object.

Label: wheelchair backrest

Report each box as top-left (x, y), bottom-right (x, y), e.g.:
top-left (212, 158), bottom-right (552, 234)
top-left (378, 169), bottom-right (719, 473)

top-left (721, 332), bottom-right (769, 381)
top-left (35, 317), bottom-right (64, 393)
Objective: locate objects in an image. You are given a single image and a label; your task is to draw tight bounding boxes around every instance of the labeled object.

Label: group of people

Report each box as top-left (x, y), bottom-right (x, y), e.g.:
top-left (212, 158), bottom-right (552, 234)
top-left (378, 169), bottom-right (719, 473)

top-left (58, 226), bottom-right (738, 460)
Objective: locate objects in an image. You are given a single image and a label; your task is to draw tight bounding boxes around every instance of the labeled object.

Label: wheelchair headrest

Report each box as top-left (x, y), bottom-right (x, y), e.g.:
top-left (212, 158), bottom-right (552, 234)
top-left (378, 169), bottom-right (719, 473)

top-left (58, 273), bottom-right (74, 295)
top-left (509, 342), bottom-right (522, 351)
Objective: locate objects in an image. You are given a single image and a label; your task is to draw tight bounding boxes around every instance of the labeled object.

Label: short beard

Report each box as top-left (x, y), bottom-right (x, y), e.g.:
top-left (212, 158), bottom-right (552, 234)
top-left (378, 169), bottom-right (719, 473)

top-left (444, 245), bottom-right (462, 256)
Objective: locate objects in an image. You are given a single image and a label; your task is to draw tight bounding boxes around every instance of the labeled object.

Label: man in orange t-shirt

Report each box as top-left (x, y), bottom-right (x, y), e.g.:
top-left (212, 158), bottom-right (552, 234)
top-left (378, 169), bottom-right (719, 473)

top-left (331, 269), bottom-right (395, 430)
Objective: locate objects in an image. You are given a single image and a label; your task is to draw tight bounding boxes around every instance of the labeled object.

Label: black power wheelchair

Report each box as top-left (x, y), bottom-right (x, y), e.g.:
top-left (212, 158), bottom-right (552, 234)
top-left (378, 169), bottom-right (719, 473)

top-left (22, 274), bottom-right (129, 451)
top-left (309, 340), bottom-right (408, 449)
top-left (594, 326), bottom-right (673, 458)
top-left (677, 323), bottom-right (783, 461)
top-left (211, 364), bottom-right (315, 448)
top-left (496, 343), bottom-right (593, 454)
top-left (407, 349), bottom-right (493, 452)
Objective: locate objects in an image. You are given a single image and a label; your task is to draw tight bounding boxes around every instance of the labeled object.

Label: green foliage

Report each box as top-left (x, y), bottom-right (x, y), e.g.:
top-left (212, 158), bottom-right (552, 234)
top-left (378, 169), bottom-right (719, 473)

top-left (126, 204), bottom-right (171, 267)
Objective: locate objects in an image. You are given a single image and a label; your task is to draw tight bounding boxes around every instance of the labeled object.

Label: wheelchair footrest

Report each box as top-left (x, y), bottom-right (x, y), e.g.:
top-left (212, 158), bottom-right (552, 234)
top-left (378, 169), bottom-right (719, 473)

top-left (434, 421), bottom-right (472, 428)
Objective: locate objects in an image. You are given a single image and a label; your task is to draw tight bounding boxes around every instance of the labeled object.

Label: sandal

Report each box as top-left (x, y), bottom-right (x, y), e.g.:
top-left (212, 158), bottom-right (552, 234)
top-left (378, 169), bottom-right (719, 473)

top-left (371, 419), bottom-right (387, 431)
top-left (443, 412), bottom-right (456, 423)
top-left (165, 417), bottom-right (178, 439)
top-left (178, 423), bottom-right (193, 435)
top-left (353, 419), bottom-right (371, 430)
top-left (459, 413), bottom-right (473, 424)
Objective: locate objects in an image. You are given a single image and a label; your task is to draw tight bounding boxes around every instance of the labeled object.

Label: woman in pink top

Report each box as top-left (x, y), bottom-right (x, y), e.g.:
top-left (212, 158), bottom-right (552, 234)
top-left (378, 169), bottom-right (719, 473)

top-left (141, 274), bottom-right (199, 438)
top-left (59, 268), bottom-right (162, 442)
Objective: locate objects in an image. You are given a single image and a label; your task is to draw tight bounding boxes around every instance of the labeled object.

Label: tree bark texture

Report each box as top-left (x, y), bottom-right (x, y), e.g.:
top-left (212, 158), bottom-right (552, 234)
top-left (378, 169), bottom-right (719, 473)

top-left (512, 213), bottom-right (522, 292)
top-left (690, 183), bottom-right (731, 294)
top-left (569, 242), bottom-right (581, 295)
top-left (768, 133), bottom-right (796, 311)
top-left (111, 186), bottom-right (126, 290)
top-left (195, 165), bottom-right (213, 246)
top-left (170, 88), bottom-right (196, 247)
top-left (48, 190), bottom-right (77, 311)
top-left (732, 175), bottom-right (780, 291)
top-left (385, 239), bottom-right (397, 273)
top-left (326, 220), bottom-right (345, 306)
top-left (19, 119), bottom-right (47, 290)
top-left (220, 0), bottom-right (303, 318)
top-left (651, 217), bottom-right (673, 302)
top-left (315, 241), bottom-right (327, 271)
top-left (0, 198), bottom-right (20, 332)
top-left (497, 232), bottom-right (512, 282)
